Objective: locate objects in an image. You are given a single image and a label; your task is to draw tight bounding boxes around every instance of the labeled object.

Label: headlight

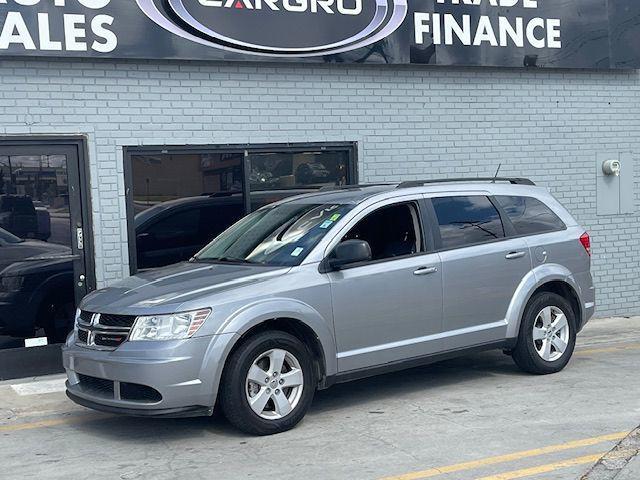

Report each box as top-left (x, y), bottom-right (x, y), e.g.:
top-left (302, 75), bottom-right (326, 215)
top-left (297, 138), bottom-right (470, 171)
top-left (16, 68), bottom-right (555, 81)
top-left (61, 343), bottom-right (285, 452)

top-left (129, 309), bottom-right (211, 341)
top-left (0, 276), bottom-right (24, 293)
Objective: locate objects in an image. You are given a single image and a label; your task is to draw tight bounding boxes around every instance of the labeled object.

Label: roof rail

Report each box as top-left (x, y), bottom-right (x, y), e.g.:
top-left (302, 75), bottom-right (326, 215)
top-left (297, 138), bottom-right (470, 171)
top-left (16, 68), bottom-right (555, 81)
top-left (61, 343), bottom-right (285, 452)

top-left (396, 177), bottom-right (535, 189)
top-left (319, 183), bottom-right (394, 192)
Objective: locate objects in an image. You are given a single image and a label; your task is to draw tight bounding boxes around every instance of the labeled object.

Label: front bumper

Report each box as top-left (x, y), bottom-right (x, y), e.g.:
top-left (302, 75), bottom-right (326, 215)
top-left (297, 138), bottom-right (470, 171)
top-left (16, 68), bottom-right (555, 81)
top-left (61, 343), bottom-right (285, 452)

top-left (65, 390), bottom-right (213, 417)
top-left (62, 331), bottom-right (238, 415)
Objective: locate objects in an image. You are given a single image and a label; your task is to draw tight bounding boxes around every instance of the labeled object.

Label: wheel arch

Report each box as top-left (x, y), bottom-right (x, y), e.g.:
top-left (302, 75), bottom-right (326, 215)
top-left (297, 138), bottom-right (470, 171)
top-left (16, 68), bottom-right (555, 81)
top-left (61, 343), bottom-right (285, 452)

top-left (506, 265), bottom-right (583, 339)
top-left (210, 299), bottom-right (337, 400)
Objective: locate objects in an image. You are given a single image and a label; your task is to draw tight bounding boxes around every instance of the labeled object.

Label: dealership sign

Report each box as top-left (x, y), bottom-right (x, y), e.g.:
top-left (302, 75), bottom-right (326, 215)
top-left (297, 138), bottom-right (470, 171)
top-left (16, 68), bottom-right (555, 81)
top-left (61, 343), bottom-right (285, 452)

top-left (136, 0), bottom-right (408, 56)
top-left (0, 0), bottom-right (639, 68)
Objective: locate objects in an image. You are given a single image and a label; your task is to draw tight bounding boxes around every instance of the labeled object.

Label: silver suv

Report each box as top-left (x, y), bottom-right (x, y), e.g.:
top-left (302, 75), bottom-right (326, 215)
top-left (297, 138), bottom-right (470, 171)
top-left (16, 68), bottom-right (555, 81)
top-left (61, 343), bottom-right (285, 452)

top-left (63, 178), bottom-right (595, 435)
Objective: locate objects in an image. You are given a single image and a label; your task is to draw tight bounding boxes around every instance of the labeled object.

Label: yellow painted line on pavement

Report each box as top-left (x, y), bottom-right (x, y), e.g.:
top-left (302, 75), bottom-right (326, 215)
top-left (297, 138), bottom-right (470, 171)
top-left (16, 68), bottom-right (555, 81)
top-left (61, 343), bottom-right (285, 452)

top-left (379, 432), bottom-right (627, 480)
top-left (575, 342), bottom-right (640, 356)
top-left (0, 414), bottom-right (106, 433)
top-left (474, 448), bottom-right (636, 480)
top-left (474, 452), bottom-right (605, 480)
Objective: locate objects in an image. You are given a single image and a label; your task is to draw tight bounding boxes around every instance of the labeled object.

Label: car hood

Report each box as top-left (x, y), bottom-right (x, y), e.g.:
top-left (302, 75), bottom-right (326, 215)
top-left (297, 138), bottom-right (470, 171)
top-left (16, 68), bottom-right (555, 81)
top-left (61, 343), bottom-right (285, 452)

top-left (4, 239), bottom-right (70, 259)
top-left (80, 261), bottom-right (290, 315)
top-left (0, 241), bottom-right (72, 275)
top-left (19, 239), bottom-right (70, 255)
top-left (1, 257), bottom-right (72, 276)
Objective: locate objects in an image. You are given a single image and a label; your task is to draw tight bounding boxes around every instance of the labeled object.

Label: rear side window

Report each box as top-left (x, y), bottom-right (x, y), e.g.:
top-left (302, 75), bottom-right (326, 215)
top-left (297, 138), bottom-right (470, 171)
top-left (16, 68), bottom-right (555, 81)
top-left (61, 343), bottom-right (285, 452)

top-left (432, 196), bottom-right (505, 249)
top-left (496, 196), bottom-right (566, 235)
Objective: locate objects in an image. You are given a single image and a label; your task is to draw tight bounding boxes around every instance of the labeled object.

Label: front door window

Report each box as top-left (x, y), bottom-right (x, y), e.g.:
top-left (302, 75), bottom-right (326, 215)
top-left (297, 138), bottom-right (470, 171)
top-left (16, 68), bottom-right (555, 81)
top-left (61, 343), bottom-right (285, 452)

top-left (341, 202), bottom-right (423, 261)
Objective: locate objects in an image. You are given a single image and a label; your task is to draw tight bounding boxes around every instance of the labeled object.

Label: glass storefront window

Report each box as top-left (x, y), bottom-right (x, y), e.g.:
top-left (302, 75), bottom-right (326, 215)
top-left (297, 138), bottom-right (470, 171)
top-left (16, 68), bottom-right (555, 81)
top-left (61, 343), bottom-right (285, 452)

top-left (128, 144), bottom-right (356, 272)
top-left (249, 151), bottom-right (349, 190)
top-left (131, 152), bottom-right (246, 270)
top-left (131, 152), bottom-right (243, 215)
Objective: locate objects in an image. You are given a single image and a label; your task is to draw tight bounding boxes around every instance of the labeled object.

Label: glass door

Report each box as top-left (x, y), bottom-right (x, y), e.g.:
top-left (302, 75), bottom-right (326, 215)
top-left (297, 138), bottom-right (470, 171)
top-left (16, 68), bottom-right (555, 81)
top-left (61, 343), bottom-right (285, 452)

top-left (0, 143), bottom-right (89, 379)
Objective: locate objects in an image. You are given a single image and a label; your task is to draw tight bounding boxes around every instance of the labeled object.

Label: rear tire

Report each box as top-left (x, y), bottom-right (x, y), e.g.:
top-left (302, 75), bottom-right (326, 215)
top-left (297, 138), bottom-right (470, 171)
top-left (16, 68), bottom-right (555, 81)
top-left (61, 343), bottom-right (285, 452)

top-left (512, 292), bottom-right (576, 375)
top-left (220, 331), bottom-right (316, 435)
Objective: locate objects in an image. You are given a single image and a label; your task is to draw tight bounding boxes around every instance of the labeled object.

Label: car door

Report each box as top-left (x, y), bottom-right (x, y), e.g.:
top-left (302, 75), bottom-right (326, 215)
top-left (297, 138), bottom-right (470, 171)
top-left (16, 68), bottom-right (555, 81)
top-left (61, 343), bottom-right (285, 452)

top-left (427, 194), bottom-right (531, 350)
top-left (136, 207), bottom-right (204, 269)
top-left (326, 198), bottom-right (443, 372)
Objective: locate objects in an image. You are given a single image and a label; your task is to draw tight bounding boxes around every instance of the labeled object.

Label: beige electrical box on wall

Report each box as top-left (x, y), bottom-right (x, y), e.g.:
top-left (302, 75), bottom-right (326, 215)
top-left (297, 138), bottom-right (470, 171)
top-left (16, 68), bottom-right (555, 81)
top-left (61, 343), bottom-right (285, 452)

top-left (596, 152), bottom-right (635, 216)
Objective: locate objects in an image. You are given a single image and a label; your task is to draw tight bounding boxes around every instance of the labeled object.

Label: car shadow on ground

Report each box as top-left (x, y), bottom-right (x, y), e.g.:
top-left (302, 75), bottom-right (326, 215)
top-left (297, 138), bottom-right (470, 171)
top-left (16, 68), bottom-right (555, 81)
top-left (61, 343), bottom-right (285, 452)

top-left (65, 350), bottom-right (525, 440)
top-left (310, 350), bottom-right (523, 414)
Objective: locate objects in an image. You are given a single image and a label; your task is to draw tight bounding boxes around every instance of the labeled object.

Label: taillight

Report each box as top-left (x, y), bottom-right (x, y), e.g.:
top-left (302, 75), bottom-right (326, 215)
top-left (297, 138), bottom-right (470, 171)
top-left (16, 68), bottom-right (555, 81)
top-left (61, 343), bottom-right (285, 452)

top-left (580, 232), bottom-right (591, 256)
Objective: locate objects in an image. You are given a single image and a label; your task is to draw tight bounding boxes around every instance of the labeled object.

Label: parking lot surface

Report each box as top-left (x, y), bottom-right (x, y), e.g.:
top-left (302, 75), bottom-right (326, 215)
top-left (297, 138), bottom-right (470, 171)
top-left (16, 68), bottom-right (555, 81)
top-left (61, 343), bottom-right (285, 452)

top-left (1, 317), bottom-right (638, 480)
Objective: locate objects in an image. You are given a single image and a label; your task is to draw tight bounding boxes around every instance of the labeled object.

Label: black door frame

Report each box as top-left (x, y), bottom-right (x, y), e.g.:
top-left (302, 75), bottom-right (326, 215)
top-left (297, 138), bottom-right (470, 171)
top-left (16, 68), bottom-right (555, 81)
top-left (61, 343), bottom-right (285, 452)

top-left (123, 141), bottom-right (358, 275)
top-left (0, 136), bottom-right (95, 379)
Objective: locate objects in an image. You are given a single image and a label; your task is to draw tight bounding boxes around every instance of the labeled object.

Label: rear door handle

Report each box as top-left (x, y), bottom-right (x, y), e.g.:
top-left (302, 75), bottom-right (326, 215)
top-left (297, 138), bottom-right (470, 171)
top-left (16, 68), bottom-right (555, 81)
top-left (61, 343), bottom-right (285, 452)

top-left (414, 266), bottom-right (438, 276)
top-left (505, 251), bottom-right (526, 260)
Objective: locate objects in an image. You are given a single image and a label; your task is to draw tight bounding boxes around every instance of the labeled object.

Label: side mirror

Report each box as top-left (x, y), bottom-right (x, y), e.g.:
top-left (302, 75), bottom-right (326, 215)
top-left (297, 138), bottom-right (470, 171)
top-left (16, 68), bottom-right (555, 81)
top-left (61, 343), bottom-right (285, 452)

top-left (328, 239), bottom-right (372, 270)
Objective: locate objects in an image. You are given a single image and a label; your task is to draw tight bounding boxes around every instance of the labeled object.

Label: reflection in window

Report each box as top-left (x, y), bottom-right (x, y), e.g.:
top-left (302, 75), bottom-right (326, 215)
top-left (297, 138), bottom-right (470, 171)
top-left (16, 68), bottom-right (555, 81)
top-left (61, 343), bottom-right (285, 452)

top-left (130, 146), bottom-right (355, 271)
top-left (432, 196), bottom-right (505, 249)
top-left (131, 153), bottom-right (244, 216)
top-left (0, 153), bottom-right (74, 348)
top-left (131, 152), bottom-right (246, 270)
top-left (0, 155), bottom-right (70, 246)
top-left (249, 151), bottom-right (348, 191)
top-left (195, 203), bottom-right (353, 267)
top-left (496, 196), bottom-right (566, 235)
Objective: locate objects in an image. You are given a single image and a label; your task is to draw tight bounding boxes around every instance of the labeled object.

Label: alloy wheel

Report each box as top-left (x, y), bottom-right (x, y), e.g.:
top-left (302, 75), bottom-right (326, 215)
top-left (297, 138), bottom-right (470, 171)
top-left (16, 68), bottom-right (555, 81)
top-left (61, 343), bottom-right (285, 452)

top-left (532, 306), bottom-right (570, 362)
top-left (245, 348), bottom-right (304, 420)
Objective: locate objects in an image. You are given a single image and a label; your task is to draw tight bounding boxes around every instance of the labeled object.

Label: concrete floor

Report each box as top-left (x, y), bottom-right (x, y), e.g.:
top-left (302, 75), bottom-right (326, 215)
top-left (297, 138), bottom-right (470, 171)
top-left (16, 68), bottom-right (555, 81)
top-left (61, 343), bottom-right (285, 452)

top-left (1, 317), bottom-right (639, 480)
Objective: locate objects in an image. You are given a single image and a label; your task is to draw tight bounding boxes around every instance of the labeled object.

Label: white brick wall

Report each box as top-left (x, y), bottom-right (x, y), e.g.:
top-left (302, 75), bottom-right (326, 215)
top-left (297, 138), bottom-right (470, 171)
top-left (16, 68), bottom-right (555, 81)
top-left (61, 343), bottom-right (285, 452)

top-left (0, 58), bottom-right (638, 317)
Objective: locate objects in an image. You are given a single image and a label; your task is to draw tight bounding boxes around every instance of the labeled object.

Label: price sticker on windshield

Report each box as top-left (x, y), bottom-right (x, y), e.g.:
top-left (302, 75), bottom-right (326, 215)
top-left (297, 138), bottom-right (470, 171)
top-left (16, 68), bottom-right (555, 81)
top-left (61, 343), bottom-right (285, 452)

top-left (291, 247), bottom-right (304, 257)
top-left (319, 220), bottom-right (333, 229)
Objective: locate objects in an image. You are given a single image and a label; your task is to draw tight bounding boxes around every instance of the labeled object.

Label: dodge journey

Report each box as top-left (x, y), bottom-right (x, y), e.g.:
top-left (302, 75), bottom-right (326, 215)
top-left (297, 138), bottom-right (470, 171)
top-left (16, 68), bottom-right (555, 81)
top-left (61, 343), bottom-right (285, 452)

top-left (63, 178), bottom-right (595, 435)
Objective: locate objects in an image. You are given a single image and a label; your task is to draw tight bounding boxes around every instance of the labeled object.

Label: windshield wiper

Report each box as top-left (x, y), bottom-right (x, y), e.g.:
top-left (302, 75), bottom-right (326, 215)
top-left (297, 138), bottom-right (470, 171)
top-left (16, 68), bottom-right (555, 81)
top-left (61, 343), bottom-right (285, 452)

top-left (193, 256), bottom-right (263, 265)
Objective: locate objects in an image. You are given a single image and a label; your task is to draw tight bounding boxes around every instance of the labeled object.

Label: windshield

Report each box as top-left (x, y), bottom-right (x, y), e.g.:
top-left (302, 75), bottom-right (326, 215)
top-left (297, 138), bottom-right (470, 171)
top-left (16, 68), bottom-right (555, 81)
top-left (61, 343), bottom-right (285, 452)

top-left (194, 203), bottom-right (353, 266)
top-left (0, 227), bottom-right (22, 243)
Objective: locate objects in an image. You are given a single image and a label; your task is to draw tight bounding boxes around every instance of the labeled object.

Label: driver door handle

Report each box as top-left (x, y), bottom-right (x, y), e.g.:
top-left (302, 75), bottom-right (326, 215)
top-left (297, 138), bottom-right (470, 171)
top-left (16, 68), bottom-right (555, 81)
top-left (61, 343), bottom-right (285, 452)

top-left (414, 266), bottom-right (438, 276)
top-left (505, 251), bottom-right (526, 260)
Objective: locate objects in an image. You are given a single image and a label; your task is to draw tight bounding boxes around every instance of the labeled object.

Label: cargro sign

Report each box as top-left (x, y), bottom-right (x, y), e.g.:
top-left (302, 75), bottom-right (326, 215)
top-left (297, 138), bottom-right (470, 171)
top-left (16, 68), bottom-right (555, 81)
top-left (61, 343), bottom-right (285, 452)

top-left (0, 0), bottom-right (638, 68)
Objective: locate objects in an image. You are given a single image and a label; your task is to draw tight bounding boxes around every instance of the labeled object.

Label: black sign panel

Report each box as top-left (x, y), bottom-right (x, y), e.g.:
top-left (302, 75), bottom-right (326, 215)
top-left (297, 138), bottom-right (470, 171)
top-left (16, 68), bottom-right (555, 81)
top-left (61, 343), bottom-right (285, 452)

top-left (0, 0), bottom-right (638, 69)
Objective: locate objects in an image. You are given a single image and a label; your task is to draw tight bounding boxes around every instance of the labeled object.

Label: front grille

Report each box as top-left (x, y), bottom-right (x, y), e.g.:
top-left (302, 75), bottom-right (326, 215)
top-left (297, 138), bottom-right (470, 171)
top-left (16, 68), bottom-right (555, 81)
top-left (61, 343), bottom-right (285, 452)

top-left (78, 374), bottom-right (114, 397)
top-left (120, 382), bottom-right (162, 403)
top-left (76, 310), bottom-right (137, 349)
top-left (99, 313), bottom-right (136, 328)
top-left (78, 310), bottom-right (94, 325)
top-left (77, 329), bottom-right (89, 343)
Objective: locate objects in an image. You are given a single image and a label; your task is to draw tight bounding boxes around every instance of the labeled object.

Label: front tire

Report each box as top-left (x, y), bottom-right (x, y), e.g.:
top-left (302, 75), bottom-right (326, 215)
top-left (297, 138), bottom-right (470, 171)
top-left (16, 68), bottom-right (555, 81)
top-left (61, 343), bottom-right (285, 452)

top-left (512, 292), bottom-right (576, 375)
top-left (220, 331), bottom-right (316, 435)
